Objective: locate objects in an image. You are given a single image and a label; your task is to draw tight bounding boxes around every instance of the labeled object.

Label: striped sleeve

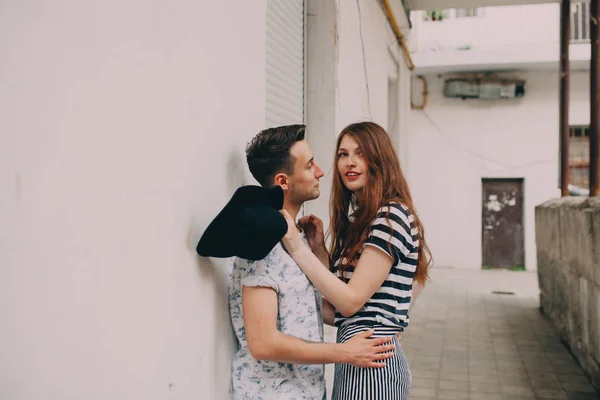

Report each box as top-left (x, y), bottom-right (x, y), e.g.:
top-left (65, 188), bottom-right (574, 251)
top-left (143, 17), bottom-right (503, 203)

top-left (364, 203), bottom-right (417, 264)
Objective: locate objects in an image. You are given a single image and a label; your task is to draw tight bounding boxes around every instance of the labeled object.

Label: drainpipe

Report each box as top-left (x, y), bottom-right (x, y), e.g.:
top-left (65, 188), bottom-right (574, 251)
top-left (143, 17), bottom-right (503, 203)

top-left (560, 0), bottom-right (571, 197)
top-left (382, 0), bottom-right (415, 71)
top-left (591, 0), bottom-right (600, 196)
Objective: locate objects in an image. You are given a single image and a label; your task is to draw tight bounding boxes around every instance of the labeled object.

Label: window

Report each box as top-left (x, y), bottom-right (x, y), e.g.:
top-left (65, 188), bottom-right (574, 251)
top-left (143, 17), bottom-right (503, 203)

top-left (569, 125), bottom-right (590, 187)
top-left (455, 8), bottom-right (480, 18)
top-left (571, 1), bottom-right (590, 43)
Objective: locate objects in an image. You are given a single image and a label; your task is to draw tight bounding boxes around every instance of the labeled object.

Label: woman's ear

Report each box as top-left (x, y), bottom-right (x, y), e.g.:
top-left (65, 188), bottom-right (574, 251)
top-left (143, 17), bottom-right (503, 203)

top-left (274, 173), bottom-right (290, 191)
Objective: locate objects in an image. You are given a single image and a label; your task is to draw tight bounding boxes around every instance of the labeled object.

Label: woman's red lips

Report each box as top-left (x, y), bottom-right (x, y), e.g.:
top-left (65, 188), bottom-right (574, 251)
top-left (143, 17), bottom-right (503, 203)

top-left (345, 171), bottom-right (360, 180)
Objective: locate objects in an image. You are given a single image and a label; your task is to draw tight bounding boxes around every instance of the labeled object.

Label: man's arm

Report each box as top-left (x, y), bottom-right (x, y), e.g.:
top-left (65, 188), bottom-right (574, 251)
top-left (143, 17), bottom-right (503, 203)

top-left (242, 286), bottom-right (394, 368)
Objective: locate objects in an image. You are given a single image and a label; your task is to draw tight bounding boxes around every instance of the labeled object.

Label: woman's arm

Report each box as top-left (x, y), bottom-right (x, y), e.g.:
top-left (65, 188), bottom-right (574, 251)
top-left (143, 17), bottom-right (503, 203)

top-left (287, 244), bottom-right (393, 317)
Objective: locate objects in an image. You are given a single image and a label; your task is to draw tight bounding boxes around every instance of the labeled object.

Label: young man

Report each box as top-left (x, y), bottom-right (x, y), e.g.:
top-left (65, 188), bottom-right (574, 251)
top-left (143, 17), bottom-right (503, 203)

top-left (229, 125), bottom-right (395, 400)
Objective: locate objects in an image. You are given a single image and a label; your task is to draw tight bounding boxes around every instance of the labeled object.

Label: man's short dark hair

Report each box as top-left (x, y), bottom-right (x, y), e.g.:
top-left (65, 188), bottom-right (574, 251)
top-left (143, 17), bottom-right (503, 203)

top-left (246, 124), bottom-right (306, 187)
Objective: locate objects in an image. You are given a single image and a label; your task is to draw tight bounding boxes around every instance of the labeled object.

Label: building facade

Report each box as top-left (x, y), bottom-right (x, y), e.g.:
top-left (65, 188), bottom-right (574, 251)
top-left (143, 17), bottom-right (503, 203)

top-left (407, 2), bottom-right (591, 270)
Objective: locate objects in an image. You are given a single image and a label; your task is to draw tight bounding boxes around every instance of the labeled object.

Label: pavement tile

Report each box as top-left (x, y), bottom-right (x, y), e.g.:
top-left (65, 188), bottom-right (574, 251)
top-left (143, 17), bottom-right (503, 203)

top-left (561, 382), bottom-right (597, 393)
top-left (411, 369), bottom-right (441, 379)
top-left (440, 379), bottom-right (470, 391)
top-left (443, 352), bottom-right (469, 361)
top-left (468, 394), bottom-right (503, 400)
top-left (409, 387), bottom-right (437, 398)
top-left (469, 352), bottom-right (497, 361)
top-left (416, 355), bottom-right (443, 363)
top-left (530, 380), bottom-right (563, 390)
top-left (469, 374), bottom-right (501, 384)
top-left (534, 388), bottom-right (568, 399)
top-left (438, 389), bottom-right (471, 399)
top-left (470, 382), bottom-right (502, 394)
top-left (397, 269), bottom-right (599, 400)
top-left (565, 392), bottom-right (599, 400)
top-left (412, 377), bottom-right (439, 388)
top-left (498, 375), bottom-right (531, 387)
top-left (500, 385), bottom-right (535, 396)
top-left (558, 374), bottom-right (594, 385)
top-left (440, 371), bottom-right (470, 382)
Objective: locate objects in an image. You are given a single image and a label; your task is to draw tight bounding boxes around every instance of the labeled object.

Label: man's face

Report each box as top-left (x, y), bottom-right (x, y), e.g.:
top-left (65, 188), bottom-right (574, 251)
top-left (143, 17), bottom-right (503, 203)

top-left (287, 140), bottom-right (324, 203)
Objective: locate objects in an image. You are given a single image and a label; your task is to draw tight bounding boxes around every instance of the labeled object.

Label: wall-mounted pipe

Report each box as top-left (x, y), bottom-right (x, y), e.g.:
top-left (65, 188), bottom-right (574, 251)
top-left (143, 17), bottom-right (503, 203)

top-left (382, 0), bottom-right (415, 71)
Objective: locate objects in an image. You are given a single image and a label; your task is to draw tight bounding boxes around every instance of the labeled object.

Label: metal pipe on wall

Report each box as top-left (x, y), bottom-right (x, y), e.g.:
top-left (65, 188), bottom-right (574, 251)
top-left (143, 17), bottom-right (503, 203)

top-left (560, 0), bottom-right (571, 197)
top-left (590, 0), bottom-right (600, 196)
top-left (382, 0), bottom-right (415, 71)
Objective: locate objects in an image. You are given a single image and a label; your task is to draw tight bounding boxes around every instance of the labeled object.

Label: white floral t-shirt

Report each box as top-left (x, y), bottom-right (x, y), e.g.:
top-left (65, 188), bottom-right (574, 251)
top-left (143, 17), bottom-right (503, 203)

top-left (228, 237), bottom-right (326, 400)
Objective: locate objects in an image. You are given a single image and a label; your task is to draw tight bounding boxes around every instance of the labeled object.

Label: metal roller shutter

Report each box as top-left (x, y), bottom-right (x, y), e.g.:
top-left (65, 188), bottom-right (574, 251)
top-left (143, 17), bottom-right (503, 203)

top-left (265, 0), bottom-right (305, 128)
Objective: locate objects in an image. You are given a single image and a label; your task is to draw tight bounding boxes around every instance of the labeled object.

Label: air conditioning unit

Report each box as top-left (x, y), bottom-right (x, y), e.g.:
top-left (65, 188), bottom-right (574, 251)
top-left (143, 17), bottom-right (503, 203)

top-left (444, 79), bottom-right (526, 100)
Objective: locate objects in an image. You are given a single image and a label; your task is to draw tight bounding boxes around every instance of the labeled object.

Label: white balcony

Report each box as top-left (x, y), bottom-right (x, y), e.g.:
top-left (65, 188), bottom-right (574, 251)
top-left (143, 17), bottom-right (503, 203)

top-left (407, 0), bottom-right (558, 9)
top-left (409, 2), bottom-right (592, 74)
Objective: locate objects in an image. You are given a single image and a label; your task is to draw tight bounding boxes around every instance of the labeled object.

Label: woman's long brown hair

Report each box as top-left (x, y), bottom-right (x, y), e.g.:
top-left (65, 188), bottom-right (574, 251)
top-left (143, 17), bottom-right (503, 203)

top-left (328, 121), bottom-right (432, 285)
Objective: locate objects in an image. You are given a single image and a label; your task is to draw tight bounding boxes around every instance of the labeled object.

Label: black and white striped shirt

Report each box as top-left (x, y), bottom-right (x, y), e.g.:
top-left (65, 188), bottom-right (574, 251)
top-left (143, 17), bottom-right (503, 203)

top-left (332, 203), bottom-right (418, 333)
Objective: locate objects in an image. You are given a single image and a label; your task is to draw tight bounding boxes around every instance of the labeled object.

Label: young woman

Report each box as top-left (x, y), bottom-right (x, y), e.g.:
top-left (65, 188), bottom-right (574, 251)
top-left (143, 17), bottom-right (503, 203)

top-left (280, 121), bottom-right (432, 400)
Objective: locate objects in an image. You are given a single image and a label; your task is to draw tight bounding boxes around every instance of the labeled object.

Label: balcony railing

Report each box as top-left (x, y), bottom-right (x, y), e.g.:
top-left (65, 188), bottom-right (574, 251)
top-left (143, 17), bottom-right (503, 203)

top-left (571, 1), bottom-right (591, 43)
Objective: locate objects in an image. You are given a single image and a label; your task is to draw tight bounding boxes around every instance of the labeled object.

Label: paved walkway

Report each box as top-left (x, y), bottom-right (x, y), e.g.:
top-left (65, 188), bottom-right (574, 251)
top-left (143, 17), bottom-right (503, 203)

top-left (402, 268), bottom-right (598, 400)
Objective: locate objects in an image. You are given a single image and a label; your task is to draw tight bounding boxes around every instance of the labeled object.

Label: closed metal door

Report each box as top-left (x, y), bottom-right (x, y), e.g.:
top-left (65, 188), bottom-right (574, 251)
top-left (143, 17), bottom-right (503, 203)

top-left (482, 178), bottom-right (525, 269)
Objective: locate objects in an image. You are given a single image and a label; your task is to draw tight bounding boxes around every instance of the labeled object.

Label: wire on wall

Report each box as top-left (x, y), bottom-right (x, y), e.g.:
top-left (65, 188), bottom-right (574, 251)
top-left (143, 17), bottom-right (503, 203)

top-left (420, 109), bottom-right (556, 174)
top-left (356, 0), bottom-right (372, 119)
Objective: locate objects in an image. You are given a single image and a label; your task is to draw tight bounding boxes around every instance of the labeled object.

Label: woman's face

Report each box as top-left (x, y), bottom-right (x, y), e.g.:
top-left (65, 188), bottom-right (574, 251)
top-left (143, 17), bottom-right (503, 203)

top-left (337, 134), bottom-right (369, 193)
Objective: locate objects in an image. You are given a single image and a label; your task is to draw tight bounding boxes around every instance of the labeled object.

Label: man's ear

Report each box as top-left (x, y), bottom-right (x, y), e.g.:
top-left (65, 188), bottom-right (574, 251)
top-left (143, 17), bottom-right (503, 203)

top-left (274, 173), bottom-right (290, 191)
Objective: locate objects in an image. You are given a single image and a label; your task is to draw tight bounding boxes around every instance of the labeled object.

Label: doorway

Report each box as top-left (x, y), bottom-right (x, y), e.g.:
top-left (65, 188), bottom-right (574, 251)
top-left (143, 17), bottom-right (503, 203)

top-left (481, 178), bottom-right (525, 269)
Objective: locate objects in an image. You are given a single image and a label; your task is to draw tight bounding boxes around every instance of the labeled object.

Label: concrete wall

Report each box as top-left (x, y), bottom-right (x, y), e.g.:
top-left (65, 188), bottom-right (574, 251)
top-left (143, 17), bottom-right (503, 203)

top-left (0, 1), bottom-right (266, 398)
top-left (408, 71), bottom-right (589, 270)
top-left (536, 197), bottom-right (600, 391)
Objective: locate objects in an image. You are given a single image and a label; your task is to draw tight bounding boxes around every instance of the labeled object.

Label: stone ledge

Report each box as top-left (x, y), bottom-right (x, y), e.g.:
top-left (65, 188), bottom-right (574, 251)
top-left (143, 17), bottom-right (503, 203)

top-left (537, 196), bottom-right (600, 210)
top-left (535, 196), bottom-right (600, 392)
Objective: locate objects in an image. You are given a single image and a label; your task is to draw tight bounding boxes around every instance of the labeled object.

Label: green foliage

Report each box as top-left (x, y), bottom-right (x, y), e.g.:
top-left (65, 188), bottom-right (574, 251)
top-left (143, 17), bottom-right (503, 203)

top-left (424, 9), bottom-right (448, 21)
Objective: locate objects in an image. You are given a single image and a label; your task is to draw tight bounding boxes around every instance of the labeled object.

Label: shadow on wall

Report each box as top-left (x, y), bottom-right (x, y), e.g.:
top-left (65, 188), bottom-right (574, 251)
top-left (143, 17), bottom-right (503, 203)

top-left (188, 148), bottom-right (249, 394)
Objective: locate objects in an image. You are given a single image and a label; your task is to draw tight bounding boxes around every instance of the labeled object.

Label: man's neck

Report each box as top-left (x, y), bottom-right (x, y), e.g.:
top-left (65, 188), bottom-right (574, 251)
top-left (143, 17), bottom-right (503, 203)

top-left (282, 198), bottom-right (302, 221)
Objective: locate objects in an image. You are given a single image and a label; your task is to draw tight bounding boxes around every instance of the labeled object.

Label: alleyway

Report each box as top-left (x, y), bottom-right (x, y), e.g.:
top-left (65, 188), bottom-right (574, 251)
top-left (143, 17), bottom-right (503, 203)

top-left (402, 268), bottom-right (598, 400)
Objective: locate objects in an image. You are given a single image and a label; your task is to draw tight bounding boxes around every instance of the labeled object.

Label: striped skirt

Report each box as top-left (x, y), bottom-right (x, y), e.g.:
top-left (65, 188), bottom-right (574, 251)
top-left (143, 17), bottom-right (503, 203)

top-left (332, 324), bottom-right (411, 400)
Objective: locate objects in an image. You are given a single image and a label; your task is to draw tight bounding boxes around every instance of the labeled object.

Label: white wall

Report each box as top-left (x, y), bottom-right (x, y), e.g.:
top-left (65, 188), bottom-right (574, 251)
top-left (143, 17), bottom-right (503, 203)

top-left (304, 1), bottom-right (413, 397)
top-left (305, 0), bottom-right (412, 222)
top-left (336, 0), bottom-right (401, 130)
top-left (407, 71), bottom-right (590, 270)
top-left (0, 1), bottom-right (267, 398)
